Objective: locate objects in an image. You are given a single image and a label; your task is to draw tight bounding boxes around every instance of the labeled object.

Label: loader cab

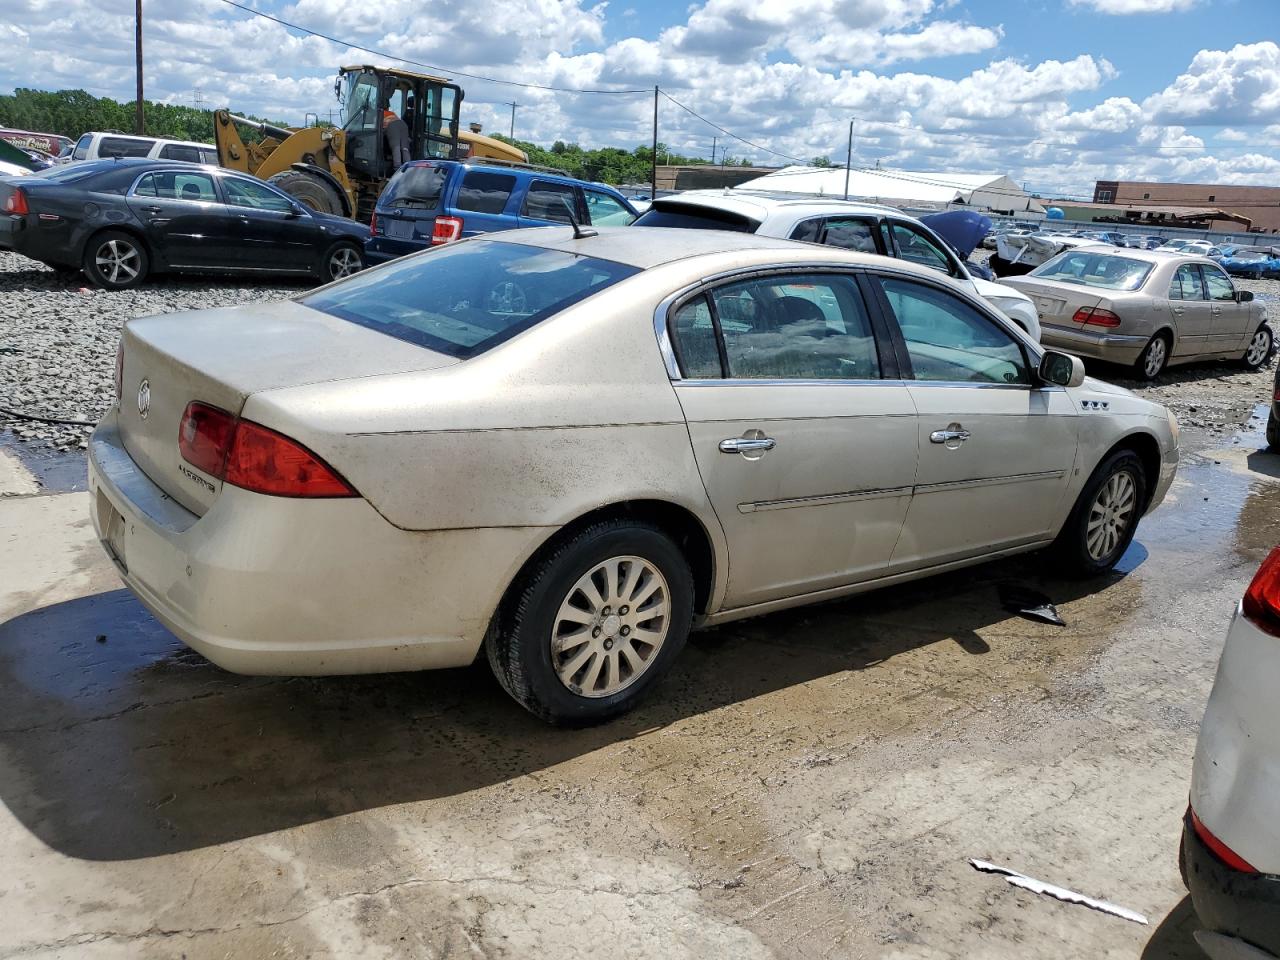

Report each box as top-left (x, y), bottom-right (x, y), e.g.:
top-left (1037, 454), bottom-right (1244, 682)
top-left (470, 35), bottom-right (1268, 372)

top-left (338, 67), bottom-right (463, 181)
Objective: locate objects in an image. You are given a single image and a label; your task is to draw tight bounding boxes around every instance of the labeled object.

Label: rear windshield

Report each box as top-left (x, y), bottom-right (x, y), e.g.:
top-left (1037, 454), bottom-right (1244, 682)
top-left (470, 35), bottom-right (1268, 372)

top-left (633, 203), bottom-right (760, 233)
top-left (381, 163), bottom-right (446, 208)
top-left (301, 240), bottom-right (640, 359)
top-left (1029, 251), bottom-right (1153, 291)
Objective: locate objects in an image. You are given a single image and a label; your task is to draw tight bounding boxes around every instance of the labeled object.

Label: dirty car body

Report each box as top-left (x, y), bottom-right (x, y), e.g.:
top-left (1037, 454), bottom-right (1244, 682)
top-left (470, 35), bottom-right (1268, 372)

top-left (89, 227), bottom-right (1179, 723)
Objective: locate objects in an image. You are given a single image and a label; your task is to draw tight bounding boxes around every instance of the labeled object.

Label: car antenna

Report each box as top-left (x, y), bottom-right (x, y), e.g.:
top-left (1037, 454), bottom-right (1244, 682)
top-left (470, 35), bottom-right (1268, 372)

top-left (560, 197), bottom-right (597, 239)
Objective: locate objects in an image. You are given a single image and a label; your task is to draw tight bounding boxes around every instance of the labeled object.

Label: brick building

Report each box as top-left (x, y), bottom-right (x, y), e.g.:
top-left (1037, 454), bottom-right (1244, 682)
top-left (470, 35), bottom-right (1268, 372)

top-left (1092, 180), bottom-right (1280, 233)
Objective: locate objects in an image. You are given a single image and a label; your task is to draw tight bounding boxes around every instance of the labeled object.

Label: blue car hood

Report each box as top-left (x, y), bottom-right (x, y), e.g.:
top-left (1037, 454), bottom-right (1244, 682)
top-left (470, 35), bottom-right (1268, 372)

top-left (920, 210), bottom-right (992, 260)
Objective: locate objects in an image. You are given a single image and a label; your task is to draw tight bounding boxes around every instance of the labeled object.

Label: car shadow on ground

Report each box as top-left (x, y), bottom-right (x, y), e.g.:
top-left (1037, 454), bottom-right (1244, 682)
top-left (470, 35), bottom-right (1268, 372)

top-left (1143, 896), bottom-right (1207, 960)
top-left (0, 261), bottom-right (315, 293)
top-left (0, 550), bottom-right (1137, 862)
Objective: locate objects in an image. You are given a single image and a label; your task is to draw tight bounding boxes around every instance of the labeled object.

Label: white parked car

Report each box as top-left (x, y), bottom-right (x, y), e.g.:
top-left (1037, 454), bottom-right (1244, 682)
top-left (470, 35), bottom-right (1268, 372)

top-left (1161, 238), bottom-right (1216, 256)
top-left (89, 228), bottom-right (1178, 724)
top-left (1184, 547), bottom-right (1280, 960)
top-left (633, 191), bottom-right (1043, 341)
top-left (70, 132), bottom-right (218, 165)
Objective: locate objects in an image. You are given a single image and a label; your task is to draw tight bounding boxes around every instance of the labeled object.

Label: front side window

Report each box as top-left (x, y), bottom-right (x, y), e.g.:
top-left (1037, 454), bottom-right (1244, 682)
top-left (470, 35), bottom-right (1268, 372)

top-left (583, 189), bottom-right (635, 226)
top-left (301, 240), bottom-right (639, 359)
top-left (133, 171), bottom-right (217, 202)
top-left (222, 177), bottom-right (295, 212)
top-left (200, 149), bottom-right (219, 165)
top-left (888, 222), bottom-right (955, 276)
top-left (456, 171), bottom-right (516, 214)
top-left (877, 277), bottom-right (1029, 385)
top-left (1169, 264), bottom-right (1206, 300)
top-left (1202, 265), bottom-right (1236, 301)
top-left (72, 134), bottom-right (92, 161)
top-left (99, 136), bottom-right (153, 158)
top-left (522, 180), bottom-right (579, 223)
top-left (704, 274), bottom-right (880, 380)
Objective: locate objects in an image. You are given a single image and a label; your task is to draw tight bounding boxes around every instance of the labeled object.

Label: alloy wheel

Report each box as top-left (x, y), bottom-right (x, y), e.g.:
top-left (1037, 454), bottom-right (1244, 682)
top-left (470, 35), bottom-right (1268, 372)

top-left (1246, 329), bottom-right (1271, 367)
top-left (550, 555), bottom-right (670, 698)
top-left (1143, 338), bottom-right (1167, 378)
top-left (1086, 470), bottom-right (1137, 561)
top-left (328, 247), bottom-right (361, 280)
top-left (95, 240), bottom-right (140, 285)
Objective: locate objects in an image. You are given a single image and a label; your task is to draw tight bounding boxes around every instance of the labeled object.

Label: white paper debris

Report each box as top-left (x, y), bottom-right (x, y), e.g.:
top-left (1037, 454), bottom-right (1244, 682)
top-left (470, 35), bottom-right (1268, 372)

top-left (969, 859), bottom-right (1149, 925)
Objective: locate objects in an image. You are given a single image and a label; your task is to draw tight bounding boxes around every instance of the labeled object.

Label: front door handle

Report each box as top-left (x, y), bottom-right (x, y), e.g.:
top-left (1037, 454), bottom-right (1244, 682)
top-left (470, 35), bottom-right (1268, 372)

top-left (930, 426), bottom-right (971, 444)
top-left (720, 436), bottom-right (776, 454)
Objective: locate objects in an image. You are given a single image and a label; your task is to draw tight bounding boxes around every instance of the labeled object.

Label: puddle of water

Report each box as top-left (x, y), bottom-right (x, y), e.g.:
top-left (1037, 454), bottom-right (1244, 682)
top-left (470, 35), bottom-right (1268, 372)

top-left (0, 431), bottom-right (87, 493)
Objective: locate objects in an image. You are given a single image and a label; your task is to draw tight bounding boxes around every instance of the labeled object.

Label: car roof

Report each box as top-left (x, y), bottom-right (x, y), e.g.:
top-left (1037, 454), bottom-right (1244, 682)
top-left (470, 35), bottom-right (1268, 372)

top-left (398, 159), bottom-right (623, 193)
top-left (653, 189), bottom-right (906, 220)
top-left (479, 224), bottom-right (961, 278)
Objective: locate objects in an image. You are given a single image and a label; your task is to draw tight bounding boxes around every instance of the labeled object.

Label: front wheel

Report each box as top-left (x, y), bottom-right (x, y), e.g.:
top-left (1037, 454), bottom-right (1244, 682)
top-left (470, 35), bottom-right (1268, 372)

top-left (1052, 450), bottom-right (1148, 577)
top-left (317, 241), bottom-right (362, 283)
top-left (486, 519), bottom-right (694, 725)
top-left (1241, 325), bottom-right (1273, 370)
top-left (1134, 333), bottom-right (1169, 380)
top-left (82, 230), bottom-right (149, 290)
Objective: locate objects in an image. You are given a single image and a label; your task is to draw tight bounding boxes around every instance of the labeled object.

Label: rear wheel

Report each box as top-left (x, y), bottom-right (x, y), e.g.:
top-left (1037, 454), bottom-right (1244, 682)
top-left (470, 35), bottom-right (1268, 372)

top-left (486, 519), bottom-right (694, 725)
top-left (317, 241), bottom-right (362, 283)
top-left (268, 170), bottom-right (344, 216)
top-left (1053, 449), bottom-right (1147, 577)
top-left (82, 230), bottom-right (148, 290)
top-left (1241, 325), bottom-right (1273, 370)
top-left (1134, 333), bottom-right (1170, 380)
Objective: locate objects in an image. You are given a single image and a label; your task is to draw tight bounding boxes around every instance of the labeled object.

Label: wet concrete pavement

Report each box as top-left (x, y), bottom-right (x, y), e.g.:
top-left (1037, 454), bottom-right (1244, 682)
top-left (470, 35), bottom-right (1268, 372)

top-left (2, 418), bottom-right (1279, 958)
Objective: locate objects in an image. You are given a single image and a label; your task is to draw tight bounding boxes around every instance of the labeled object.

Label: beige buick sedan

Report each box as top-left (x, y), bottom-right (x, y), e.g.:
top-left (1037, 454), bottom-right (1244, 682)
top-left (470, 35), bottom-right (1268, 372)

top-left (1003, 248), bottom-right (1271, 380)
top-left (90, 228), bottom-right (1179, 724)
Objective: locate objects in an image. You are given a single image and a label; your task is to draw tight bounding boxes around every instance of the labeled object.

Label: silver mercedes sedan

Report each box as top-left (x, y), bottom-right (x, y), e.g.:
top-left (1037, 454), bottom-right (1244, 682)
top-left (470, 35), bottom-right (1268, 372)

top-left (1003, 248), bottom-right (1271, 380)
top-left (89, 228), bottom-right (1179, 724)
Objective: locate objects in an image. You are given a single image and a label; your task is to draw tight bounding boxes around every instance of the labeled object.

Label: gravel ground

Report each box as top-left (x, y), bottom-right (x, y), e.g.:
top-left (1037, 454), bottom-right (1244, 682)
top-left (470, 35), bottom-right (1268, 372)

top-left (0, 250), bottom-right (1276, 458)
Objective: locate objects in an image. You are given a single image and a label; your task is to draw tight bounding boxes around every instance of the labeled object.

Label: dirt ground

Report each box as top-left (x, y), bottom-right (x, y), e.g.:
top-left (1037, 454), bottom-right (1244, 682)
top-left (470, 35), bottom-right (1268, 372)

top-left (1, 358), bottom-right (1278, 958)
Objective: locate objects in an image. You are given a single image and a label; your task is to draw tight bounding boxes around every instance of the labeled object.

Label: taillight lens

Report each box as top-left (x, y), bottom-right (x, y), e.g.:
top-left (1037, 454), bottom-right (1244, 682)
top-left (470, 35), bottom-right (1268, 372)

top-left (431, 215), bottom-right (463, 245)
top-left (179, 402), bottom-right (238, 478)
top-left (1242, 545), bottom-right (1280, 637)
top-left (224, 421), bottom-right (355, 498)
top-left (1190, 808), bottom-right (1258, 873)
top-left (4, 188), bottom-right (29, 215)
top-left (1072, 306), bottom-right (1122, 327)
top-left (369, 211), bottom-right (378, 235)
top-left (177, 403), bottom-right (355, 498)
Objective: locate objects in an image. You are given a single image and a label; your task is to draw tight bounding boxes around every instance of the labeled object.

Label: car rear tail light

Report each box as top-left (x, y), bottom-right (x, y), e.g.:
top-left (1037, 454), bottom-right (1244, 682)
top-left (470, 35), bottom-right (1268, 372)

top-left (1242, 545), bottom-right (1280, 638)
top-left (178, 403), bottom-right (355, 498)
top-left (1190, 808), bottom-right (1258, 873)
top-left (1072, 306), bottom-right (1122, 327)
top-left (432, 215), bottom-right (463, 245)
top-left (4, 188), bottom-right (29, 215)
top-left (369, 211), bottom-right (378, 235)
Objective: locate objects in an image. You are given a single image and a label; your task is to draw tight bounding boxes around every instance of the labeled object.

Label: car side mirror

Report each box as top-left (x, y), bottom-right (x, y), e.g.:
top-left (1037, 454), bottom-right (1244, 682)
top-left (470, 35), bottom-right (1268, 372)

top-left (286, 203), bottom-right (306, 218)
top-left (1237, 290), bottom-right (1254, 303)
top-left (1039, 350), bottom-right (1086, 388)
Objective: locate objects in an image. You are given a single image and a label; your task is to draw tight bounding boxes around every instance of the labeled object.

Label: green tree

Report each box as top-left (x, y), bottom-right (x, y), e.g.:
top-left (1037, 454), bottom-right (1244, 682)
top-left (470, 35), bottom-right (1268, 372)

top-left (810, 155), bottom-right (835, 167)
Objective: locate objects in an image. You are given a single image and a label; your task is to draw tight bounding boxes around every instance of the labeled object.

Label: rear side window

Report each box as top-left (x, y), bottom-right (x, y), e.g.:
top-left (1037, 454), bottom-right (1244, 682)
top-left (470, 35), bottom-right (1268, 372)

top-left (133, 171), bottom-right (217, 202)
top-left (159, 144), bottom-right (202, 163)
top-left (301, 240), bottom-right (639, 359)
top-left (381, 163), bottom-right (446, 208)
top-left (455, 171), bottom-right (515, 214)
top-left (72, 134), bottom-right (92, 161)
top-left (100, 136), bottom-right (153, 158)
top-left (822, 217), bottom-right (879, 253)
top-left (633, 203), bottom-right (759, 232)
top-left (1169, 264), bottom-right (1206, 300)
top-left (523, 180), bottom-right (579, 223)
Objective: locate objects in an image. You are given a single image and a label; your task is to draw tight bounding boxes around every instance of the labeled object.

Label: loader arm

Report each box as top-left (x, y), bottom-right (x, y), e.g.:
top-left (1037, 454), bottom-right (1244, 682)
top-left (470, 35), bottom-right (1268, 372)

top-left (213, 109), bottom-right (356, 214)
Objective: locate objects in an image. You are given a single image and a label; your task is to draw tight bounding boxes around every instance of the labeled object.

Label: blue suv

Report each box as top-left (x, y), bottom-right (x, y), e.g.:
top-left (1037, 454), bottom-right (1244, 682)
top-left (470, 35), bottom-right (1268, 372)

top-left (365, 160), bottom-right (639, 264)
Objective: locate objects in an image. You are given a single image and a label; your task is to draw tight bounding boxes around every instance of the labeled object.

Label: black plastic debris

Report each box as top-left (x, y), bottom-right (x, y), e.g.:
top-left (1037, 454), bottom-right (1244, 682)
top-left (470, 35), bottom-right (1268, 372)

top-left (998, 583), bottom-right (1066, 627)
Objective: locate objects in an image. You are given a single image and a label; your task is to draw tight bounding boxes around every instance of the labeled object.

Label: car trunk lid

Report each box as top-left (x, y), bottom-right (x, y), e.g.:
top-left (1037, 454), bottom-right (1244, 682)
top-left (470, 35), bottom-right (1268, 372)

top-left (1002, 277), bottom-right (1109, 325)
top-left (117, 300), bottom-right (458, 515)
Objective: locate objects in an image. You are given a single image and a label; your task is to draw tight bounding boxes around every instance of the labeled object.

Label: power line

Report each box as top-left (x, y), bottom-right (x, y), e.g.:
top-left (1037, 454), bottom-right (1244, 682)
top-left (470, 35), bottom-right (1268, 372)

top-left (213, 0), bottom-right (650, 96)
top-left (659, 91), bottom-right (809, 166)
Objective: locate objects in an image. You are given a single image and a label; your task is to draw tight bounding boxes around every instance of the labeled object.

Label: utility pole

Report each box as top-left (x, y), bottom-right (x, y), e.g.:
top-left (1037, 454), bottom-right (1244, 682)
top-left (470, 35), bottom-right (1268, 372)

top-left (134, 0), bottom-right (144, 135)
top-left (651, 85), bottom-right (658, 201)
top-left (506, 101), bottom-right (518, 139)
top-left (843, 119), bottom-right (853, 200)
top-left (710, 135), bottom-right (717, 165)
top-left (192, 87), bottom-right (204, 111)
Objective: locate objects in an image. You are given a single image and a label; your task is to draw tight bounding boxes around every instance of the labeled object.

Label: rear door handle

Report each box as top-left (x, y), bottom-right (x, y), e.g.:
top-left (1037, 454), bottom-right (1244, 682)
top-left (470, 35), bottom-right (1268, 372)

top-left (719, 437), bottom-right (776, 454)
top-left (930, 427), bottom-right (971, 444)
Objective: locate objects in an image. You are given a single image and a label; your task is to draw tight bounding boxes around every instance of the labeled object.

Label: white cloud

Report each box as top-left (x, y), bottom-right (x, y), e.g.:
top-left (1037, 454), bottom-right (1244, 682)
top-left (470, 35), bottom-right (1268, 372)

top-left (1067, 0), bottom-right (1199, 13)
top-left (1144, 42), bottom-right (1280, 125)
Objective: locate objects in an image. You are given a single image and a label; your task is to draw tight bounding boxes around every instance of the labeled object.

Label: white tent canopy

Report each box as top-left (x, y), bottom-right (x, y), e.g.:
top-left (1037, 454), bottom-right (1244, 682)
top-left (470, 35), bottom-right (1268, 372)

top-left (734, 166), bottom-right (1045, 216)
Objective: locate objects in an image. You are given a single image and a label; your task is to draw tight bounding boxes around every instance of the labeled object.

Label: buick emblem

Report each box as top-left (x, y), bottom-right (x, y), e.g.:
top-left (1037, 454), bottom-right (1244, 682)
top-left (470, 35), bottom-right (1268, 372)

top-left (136, 379), bottom-right (151, 419)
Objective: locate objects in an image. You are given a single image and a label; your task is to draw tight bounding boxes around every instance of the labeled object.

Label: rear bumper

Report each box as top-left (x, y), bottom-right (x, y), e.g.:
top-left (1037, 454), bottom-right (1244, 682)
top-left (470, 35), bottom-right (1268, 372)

top-left (1040, 323), bottom-right (1149, 366)
top-left (364, 235), bottom-right (425, 264)
top-left (1183, 816), bottom-right (1280, 959)
top-left (87, 412), bottom-right (545, 676)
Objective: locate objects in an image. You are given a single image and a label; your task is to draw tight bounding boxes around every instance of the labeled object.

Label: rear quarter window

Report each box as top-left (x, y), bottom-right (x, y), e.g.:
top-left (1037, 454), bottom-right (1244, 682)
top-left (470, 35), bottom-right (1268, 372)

top-left (455, 171), bottom-right (516, 214)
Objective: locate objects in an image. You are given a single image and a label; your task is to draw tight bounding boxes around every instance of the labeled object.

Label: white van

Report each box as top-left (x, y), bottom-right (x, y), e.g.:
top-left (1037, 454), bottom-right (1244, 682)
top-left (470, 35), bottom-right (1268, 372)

top-left (70, 132), bottom-right (218, 165)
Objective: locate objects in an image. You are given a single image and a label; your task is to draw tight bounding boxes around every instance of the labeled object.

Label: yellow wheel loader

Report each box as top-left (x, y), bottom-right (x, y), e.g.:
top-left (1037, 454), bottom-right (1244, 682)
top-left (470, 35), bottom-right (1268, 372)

top-left (215, 65), bottom-right (527, 221)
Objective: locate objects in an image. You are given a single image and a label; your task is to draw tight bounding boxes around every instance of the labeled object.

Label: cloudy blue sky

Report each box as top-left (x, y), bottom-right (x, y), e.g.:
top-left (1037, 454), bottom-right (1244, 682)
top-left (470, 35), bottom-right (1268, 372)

top-left (2, 0), bottom-right (1278, 196)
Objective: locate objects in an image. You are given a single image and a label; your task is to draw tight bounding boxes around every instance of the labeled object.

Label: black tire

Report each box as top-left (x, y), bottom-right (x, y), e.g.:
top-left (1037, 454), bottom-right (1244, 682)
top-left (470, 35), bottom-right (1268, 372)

top-left (81, 230), bottom-right (149, 290)
top-left (1240, 325), bottom-right (1273, 370)
top-left (1052, 449), bottom-right (1148, 577)
top-left (486, 519), bottom-right (695, 725)
top-left (268, 170), bottom-right (344, 216)
top-left (1266, 411), bottom-right (1280, 452)
top-left (1134, 332), bottom-right (1170, 381)
top-left (316, 240), bottom-right (363, 283)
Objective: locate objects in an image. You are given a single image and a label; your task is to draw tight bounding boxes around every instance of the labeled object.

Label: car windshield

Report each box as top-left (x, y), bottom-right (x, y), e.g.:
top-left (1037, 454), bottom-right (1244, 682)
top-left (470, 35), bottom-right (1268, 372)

top-left (633, 203), bottom-right (760, 233)
top-left (1029, 251), bottom-right (1153, 291)
top-left (301, 240), bottom-right (639, 359)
